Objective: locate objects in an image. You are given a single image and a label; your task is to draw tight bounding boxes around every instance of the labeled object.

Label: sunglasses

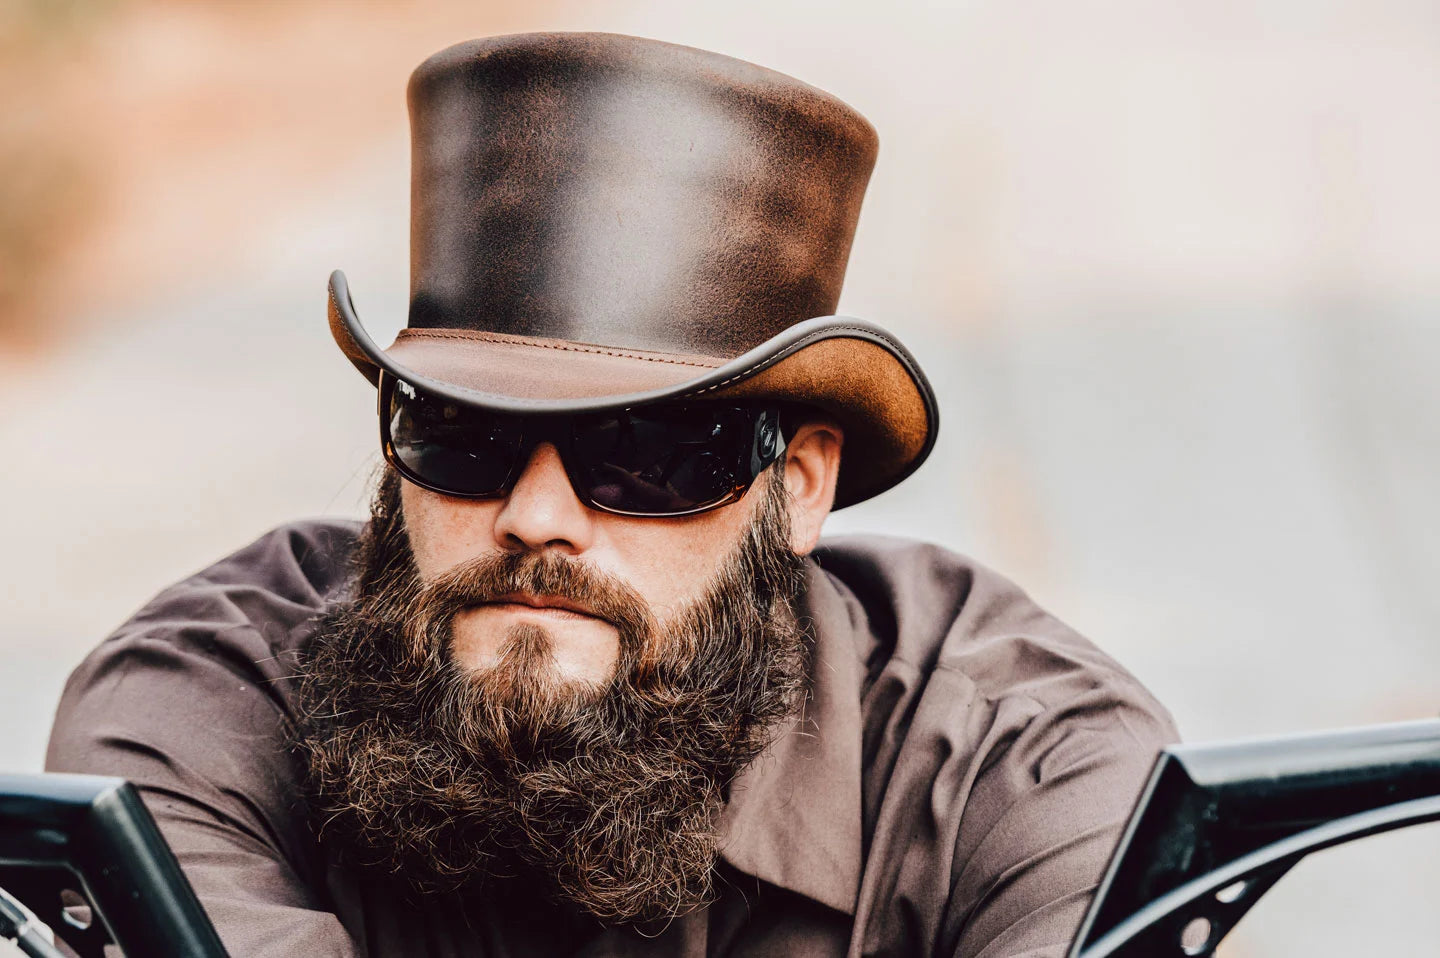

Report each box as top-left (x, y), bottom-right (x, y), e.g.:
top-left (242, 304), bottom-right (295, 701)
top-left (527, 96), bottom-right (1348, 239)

top-left (378, 373), bottom-right (787, 517)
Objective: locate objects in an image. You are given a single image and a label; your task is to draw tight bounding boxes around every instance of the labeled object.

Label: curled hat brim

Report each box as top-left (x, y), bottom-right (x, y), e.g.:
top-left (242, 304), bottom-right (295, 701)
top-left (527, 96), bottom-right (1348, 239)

top-left (328, 270), bottom-right (938, 509)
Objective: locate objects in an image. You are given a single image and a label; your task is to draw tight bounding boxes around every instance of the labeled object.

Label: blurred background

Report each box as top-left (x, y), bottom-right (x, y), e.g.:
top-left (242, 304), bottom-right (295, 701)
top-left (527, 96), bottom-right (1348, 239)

top-left (1, 0), bottom-right (1437, 954)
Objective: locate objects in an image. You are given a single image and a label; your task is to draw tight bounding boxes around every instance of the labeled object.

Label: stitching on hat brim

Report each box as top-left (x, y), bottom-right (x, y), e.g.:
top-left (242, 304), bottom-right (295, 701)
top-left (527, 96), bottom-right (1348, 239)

top-left (395, 328), bottom-right (725, 369)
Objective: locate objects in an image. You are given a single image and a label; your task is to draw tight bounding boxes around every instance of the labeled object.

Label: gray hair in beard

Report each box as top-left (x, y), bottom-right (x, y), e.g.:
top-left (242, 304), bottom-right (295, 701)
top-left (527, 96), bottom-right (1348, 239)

top-left (294, 465), bottom-right (809, 925)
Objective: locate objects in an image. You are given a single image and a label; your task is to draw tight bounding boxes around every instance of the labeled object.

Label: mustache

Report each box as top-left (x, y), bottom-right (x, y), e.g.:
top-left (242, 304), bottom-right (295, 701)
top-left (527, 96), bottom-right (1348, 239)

top-left (401, 550), bottom-right (656, 663)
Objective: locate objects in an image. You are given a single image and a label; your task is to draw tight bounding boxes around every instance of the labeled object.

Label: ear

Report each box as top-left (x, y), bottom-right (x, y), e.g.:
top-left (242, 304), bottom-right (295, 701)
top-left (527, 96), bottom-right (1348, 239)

top-left (781, 419), bottom-right (844, 555)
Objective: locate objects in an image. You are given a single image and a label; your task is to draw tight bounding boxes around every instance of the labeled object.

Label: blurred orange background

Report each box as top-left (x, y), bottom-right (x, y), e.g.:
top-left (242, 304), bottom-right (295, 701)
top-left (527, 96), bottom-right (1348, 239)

top-left (2, 2), bottom-right (1438, 954)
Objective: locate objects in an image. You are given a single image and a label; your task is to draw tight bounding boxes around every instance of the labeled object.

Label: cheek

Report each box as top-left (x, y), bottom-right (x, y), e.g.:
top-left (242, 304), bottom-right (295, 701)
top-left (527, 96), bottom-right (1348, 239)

top-left (603, 505), bottom-right (752, 619)
top-left (400, 482), bottom-right (501, 580)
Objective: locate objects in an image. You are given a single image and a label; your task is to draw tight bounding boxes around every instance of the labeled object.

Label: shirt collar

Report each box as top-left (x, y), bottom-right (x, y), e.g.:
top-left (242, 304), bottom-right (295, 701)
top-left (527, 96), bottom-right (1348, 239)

top-left (718, 561), bottom-right (866, 916)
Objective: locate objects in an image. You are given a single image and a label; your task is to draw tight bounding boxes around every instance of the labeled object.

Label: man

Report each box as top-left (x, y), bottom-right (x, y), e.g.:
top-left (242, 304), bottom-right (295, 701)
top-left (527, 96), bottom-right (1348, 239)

top-left (47, 33), bottom-right (1176, 957)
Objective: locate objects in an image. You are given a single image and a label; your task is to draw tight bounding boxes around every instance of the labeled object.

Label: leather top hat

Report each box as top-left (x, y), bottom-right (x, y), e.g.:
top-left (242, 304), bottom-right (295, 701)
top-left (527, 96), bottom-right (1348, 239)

top-left (329, 32), bottom-right (938, 508)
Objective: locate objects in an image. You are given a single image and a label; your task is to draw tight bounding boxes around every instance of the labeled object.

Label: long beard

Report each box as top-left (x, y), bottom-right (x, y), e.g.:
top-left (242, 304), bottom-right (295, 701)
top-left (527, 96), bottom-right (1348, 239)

top-left (294, 468), bottom-right (808, 925)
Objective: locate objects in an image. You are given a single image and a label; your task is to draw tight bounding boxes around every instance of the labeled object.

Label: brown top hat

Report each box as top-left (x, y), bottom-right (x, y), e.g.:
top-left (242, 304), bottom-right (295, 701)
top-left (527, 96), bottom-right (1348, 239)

top-left (329, 32), bottom-right (938, 508)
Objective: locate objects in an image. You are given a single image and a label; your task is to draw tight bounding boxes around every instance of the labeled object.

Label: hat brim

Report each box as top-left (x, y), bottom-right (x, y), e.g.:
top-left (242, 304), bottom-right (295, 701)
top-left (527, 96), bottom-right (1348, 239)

top-left (328, 270), bottom-right (937, 508)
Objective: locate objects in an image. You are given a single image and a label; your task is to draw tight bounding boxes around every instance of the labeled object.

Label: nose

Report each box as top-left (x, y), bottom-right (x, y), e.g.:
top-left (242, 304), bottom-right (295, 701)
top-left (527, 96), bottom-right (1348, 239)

top-left (491, 442), bottom-right (596, 555)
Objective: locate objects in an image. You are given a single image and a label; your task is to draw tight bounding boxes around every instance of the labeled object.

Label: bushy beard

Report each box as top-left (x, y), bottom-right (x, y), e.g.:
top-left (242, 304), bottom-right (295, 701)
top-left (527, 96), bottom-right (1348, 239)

top-left (294, 467), bottom-right (808, 925)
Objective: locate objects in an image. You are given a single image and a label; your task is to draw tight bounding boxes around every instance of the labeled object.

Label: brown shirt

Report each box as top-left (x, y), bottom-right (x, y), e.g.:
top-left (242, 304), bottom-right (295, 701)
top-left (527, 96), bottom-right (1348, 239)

top-left (46, 521), bottom-right (1176, 957)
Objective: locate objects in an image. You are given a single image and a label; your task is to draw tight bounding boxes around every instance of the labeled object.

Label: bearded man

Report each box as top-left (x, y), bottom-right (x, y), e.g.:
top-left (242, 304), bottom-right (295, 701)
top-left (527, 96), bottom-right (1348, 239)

top-left (46, 33), bottom-right (1176, 958)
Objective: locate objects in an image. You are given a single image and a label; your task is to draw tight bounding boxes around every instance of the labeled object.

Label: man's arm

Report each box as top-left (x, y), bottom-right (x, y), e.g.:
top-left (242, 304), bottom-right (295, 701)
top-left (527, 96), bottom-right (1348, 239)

top-left (944, 687), bottom-right (1174, 958)
top-left (46, 620), bottom-right (359, 957)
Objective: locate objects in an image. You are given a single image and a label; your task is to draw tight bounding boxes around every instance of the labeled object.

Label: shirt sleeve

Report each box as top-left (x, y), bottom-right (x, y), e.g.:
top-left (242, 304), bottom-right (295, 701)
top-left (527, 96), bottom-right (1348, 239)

top-left (944, 686), bottom-right (1177, 958)
top-left (45, 619), bottom-right (360, 958)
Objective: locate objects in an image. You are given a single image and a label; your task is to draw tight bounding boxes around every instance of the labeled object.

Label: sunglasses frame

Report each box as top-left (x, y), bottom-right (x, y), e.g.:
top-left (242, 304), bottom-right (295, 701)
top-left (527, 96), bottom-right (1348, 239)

top-left (377, 371), bottom-right (787, 518)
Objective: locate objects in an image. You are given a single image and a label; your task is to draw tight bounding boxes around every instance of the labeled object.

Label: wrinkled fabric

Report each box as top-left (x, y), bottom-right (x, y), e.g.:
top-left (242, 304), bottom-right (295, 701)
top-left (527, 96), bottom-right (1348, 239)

top-left (47, 521), bottom-right (1176, 957)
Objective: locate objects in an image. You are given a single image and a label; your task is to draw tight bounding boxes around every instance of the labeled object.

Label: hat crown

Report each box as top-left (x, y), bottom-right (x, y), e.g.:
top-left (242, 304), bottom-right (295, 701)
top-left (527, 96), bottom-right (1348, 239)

top-left (406, 32), bottom-right (879, 358)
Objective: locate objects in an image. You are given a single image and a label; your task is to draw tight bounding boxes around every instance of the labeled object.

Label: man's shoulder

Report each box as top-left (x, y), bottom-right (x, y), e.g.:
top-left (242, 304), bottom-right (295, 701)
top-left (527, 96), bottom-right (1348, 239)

top-left (156, 517), bottom-right (363, 609)
top-left (50, 518), bottom-right (364, 765)
top-left (809, 536), bottom-right (1176, 956)
top-left (811, 533), bottom-right (1174, 729)
top-left (119, 518), bottom-right (363, 646)
top-left (57, 518), bottom-right (364, 720)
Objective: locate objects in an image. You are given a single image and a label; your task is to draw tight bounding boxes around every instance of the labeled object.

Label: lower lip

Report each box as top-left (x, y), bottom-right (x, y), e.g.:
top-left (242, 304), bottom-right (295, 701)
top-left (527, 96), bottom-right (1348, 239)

top-left (478, 602), bottom-right (599, 623)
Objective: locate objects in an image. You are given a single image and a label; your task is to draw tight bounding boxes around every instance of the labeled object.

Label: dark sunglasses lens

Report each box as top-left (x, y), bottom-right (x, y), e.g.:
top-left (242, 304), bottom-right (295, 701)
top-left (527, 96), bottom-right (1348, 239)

top-left (387, 386), bottom-right (523, 496)
top-left (571, 406), bottom-right (752, 514)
